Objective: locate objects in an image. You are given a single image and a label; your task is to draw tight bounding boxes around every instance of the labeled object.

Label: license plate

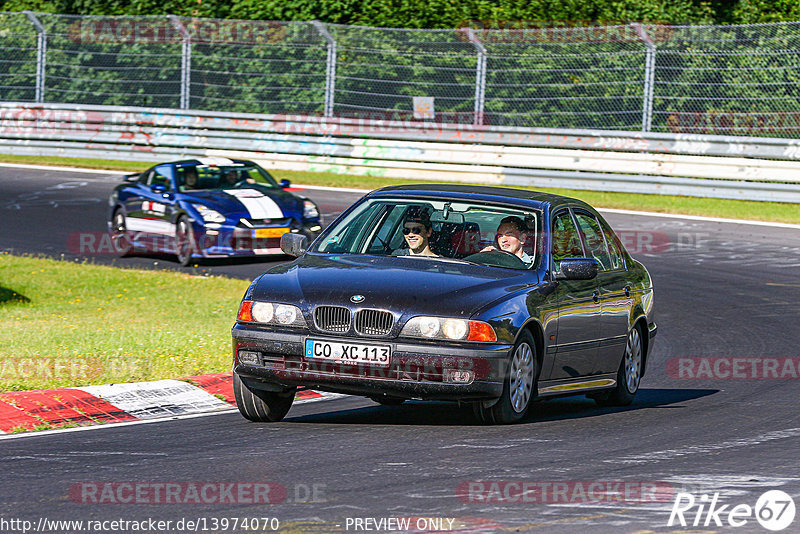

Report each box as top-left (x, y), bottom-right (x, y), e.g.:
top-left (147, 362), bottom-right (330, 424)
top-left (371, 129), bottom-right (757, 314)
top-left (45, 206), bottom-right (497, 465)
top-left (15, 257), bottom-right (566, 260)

top-left (305, 339), bottom-right (391, 366)
top-left (253, 227), bottom-right (289, 239)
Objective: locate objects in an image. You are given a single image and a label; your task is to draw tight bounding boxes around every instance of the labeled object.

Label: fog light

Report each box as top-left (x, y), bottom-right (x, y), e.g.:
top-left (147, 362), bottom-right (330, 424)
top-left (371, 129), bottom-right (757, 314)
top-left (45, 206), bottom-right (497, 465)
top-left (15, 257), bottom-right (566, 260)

top-left (238, 350), bottom-right (261, 365)
top-left (444, 369), bottom-right (474, 384)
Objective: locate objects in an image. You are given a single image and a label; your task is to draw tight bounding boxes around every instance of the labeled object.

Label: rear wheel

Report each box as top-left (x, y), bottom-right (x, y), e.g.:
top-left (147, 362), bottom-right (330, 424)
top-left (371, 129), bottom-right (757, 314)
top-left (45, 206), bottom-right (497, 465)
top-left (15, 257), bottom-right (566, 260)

top-left (233, 372), bottom-right (296, 422)
top-left (474, 330), bottom-right (537, 424)
top-left (593, 325), bottom-right (643, 407)
top-left (175, 216), bottom-right (196, 267)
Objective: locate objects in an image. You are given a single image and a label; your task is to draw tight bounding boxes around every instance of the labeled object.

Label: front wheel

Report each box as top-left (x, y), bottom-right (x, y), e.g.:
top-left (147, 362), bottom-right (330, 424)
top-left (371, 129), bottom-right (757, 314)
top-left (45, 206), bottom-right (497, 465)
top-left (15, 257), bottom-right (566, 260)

top-left (233, 372), bottom-right (296, 422)
top-left (111, 209), bottom-right (132, 257)
top-left (175, 216), bottom-right (196, 267)
top-left (593, 325), bottom-right (643, 407)
top-left (474, 330), bottom-right (537, 424)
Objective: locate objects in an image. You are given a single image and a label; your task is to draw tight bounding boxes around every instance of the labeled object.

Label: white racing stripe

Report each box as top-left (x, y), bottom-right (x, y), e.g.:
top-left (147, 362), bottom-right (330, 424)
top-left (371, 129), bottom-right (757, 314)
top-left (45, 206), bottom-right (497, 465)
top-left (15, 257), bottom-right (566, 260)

top-left (197, 157), bottom-right (235, 166)
top-left (224, 189), bottom-right (284, 219)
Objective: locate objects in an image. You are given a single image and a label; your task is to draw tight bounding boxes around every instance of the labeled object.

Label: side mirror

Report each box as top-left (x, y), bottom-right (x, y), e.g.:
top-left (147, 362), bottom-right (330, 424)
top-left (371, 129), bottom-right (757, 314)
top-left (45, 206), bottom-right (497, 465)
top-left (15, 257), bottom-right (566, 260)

top-left (280, 232), bottom-right (308, 257)
top-left (555, 258), bottom-right (598, 280)
top-left (124, 173), bottom-right (139, 183)
top-left (279, 179), bottom-right (291, 189)
top-left (150, 184), bottom-right (168, 194)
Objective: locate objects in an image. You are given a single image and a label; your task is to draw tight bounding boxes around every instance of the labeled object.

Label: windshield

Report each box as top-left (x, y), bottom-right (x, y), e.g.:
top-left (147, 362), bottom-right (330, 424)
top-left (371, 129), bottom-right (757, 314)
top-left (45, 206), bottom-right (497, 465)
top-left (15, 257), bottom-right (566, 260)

top-left (313, 198), bottom-right (542, 270)
top-left (177, 163), bottom-right (279, 192)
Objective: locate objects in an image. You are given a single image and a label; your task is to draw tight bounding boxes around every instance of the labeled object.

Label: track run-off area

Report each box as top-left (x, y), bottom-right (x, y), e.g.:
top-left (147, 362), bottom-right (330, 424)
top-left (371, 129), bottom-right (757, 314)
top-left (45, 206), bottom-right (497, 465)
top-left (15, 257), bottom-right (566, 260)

top-left (1, 164), bottom-right (800, 533)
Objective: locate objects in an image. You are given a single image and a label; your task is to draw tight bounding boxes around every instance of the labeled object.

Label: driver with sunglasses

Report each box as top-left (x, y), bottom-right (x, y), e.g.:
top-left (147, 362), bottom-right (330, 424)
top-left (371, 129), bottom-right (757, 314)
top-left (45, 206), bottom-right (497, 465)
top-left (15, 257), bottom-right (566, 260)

top-left (393, 209), bottom-right (438, 257)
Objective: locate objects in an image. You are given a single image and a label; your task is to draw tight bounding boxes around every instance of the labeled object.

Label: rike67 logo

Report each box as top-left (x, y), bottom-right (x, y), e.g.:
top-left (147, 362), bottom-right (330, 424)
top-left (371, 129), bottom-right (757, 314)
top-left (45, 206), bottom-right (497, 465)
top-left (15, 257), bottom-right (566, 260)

top-left (669, 490), bottom-right (796, 531)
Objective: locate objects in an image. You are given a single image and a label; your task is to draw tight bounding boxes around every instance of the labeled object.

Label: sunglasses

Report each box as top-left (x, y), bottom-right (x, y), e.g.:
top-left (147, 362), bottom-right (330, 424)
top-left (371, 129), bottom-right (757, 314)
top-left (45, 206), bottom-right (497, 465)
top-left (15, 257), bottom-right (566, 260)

top-left (403, 225), bottom-right (426, 235)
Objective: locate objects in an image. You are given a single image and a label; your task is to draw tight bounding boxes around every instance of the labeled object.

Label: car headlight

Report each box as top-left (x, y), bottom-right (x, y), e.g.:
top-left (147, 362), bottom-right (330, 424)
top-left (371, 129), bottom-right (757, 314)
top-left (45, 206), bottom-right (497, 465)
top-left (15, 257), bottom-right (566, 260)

top-left (237, 301), bottom-right (306, 328)
top-left (195, 204), bottom-right (226, 223)
top-left (401, 316), bottom-right (497, 342)
top-left (303, 200), bottom-right (319, 219)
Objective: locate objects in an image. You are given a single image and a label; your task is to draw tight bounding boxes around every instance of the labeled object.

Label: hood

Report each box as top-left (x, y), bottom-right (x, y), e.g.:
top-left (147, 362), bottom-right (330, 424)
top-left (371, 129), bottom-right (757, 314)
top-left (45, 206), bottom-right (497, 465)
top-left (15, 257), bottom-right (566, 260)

top-left (181, 186), bottom-right (302, 220)
top-left (251, 254), bottom-right (539, 319)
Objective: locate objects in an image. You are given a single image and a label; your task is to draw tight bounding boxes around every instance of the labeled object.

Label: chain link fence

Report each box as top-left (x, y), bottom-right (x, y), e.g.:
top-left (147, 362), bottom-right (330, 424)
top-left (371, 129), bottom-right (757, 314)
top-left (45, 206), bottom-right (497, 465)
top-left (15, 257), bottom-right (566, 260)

top-left (2, 13), bottom-right (800, 137)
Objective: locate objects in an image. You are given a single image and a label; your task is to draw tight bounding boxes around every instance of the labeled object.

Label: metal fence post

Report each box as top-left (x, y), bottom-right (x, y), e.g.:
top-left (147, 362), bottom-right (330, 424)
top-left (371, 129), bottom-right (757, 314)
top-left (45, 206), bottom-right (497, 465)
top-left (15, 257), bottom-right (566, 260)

top-left (312, 21), bottom-right (336, 118)
top-left (168, 15), bottom-right (191, 110)
top-left (464, 28), bottom-right (487, 126)
top-left (632, 23), bottom-right (656, 132)
top-left (23, 11), bottom-right (46, 103)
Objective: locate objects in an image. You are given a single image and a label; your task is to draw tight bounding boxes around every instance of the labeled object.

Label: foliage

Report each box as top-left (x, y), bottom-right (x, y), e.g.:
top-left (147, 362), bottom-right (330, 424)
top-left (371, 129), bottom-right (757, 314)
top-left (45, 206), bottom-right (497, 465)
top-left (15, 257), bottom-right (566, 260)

top-left (0, 253), bottom-right (249, 391)
top-left (1, 3), bottom-right (800, 135)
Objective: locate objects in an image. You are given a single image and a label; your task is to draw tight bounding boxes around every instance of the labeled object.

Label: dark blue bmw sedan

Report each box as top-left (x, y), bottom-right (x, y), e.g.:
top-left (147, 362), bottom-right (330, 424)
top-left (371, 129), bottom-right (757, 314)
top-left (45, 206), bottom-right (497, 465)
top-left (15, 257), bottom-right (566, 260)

top-left (107, 158), bottom-right (322, 265)
top-left (232, 184), bottom-right (657, 424)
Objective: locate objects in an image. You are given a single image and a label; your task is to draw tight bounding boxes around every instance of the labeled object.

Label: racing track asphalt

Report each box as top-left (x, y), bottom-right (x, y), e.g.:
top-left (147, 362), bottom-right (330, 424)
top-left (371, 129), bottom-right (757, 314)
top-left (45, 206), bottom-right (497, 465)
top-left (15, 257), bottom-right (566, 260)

top-left (1, 166), bottom-right (800, 533)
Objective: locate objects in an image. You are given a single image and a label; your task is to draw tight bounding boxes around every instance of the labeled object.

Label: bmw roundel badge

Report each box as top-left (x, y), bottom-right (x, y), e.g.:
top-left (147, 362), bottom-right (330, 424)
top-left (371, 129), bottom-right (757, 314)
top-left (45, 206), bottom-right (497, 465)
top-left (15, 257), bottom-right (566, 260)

top-left (350, 295), bottom-right (365, 303)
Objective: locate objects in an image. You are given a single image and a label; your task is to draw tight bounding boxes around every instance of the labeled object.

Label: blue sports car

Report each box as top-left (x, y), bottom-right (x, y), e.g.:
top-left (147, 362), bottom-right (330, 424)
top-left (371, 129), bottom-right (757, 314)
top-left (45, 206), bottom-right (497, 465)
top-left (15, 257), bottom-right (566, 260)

top-left (107, 158), bottom-right (323, 265)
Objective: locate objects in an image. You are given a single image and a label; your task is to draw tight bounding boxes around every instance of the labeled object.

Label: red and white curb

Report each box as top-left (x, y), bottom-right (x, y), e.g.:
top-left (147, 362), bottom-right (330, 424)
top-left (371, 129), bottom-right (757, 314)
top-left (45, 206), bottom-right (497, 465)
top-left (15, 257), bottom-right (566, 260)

top-left (0, 373), bottom-right (339, 434)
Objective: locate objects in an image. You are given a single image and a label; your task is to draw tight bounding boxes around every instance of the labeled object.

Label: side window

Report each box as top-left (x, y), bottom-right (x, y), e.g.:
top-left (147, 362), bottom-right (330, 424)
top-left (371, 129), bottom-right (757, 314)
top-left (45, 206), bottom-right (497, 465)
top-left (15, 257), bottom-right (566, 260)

top-left (574, 211), bottom-right (611, 271)
top-left (551, 211), bottom-right (584, 271)
top-left (148, 165), bottom-right (173, 189)
top-left (599, 219), bottom-right (625, 270)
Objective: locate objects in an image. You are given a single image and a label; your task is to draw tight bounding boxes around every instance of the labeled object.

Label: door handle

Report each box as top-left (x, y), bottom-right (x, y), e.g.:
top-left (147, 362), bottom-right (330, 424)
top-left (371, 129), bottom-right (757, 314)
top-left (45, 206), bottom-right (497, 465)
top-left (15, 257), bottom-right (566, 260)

top-left (592, 291), bottom-right (599, 303)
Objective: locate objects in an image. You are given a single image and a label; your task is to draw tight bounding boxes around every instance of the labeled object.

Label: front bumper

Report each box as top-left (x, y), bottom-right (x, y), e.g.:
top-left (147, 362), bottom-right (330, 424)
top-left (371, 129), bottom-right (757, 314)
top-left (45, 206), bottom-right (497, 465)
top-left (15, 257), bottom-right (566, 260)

top-left (231, 325), bottom-right (512, 401)
top-left (196, 224), bottom-right (319, 258)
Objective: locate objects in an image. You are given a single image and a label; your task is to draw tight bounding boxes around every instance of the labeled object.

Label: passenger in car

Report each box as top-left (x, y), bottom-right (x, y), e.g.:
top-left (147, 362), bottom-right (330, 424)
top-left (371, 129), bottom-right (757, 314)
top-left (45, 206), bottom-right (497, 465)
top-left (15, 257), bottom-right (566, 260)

top-left (482, 216), bottom-right (533, 266)
top-left (393, 209), bottom-right (438, 257)
top-left (223, 170), bottom-right (241, 186)
top-left (181, 167), bottom-right (199, 191)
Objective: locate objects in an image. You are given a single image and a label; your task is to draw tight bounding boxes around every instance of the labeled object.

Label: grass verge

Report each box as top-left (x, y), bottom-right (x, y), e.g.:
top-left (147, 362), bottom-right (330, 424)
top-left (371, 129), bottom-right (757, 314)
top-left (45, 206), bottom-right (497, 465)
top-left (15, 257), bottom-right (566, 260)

top-left (1, 154), bottom-right (797, 223)
top-left (0, 253), bottom-right (249, 392)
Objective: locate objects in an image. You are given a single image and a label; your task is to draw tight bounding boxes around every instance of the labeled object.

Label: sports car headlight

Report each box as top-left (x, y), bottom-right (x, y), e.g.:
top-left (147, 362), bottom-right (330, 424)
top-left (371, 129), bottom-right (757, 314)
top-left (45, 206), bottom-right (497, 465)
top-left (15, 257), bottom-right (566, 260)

top-left (303, 200), bottom-right (319, 219)
top-left (237, 301), bottom-right (306, 328)
top-left (401, 316), bottom-right (497, 342)
top-left (195, 204), bottom-right (226, 223)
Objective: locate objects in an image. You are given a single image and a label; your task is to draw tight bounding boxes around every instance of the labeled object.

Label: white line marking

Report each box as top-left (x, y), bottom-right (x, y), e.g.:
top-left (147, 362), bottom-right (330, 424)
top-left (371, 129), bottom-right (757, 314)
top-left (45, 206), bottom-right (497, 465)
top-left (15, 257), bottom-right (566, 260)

top-left (0, 162), bottom-right (793, 226)
top-left (608, 427), bottom-right (800, 465)
top-left (0, 392), bottom-right (344, 441)
top-left (0, 408), bottom-right (239, 441)
top-left (0, 162), bottom-right (122, 175)
top-left (598, 207), bottom-right (800, 229)
top-left (293, 184), bottom-right (371, 194)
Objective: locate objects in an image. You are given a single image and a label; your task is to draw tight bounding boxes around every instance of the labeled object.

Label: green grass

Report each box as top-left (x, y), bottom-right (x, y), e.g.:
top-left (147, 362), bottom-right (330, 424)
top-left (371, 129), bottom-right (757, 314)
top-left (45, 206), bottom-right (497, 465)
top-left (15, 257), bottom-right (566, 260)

top-left (0, 253), bottom-right (250, 392)
top-left (1, 154), bottom-right (797, 224)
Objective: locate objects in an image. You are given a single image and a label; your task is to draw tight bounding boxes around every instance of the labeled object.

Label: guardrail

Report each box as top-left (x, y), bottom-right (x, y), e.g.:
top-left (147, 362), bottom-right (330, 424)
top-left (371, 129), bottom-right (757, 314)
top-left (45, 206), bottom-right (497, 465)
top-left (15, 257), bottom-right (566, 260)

top-left (1, 102), bottom-right (799, 202)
